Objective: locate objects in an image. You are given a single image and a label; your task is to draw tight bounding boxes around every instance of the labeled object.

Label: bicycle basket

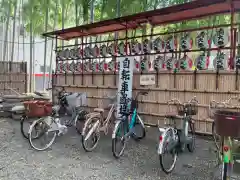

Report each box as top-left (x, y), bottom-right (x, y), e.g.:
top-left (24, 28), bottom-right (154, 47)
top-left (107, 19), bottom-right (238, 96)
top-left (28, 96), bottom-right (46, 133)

top-left (177, 102), bottom-right (198, 116)
top-left (23, 100), bottom-right (52, 118)
top-left (214, 110), bottom-right (240, 138)
top-left (99, 95), bottom-right (117, 110)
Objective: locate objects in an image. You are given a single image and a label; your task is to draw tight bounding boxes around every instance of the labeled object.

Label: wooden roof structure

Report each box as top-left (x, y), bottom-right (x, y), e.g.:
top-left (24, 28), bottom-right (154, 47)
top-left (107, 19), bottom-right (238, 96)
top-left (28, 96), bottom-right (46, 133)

top-left (42, 0), bottom-right (240, 40)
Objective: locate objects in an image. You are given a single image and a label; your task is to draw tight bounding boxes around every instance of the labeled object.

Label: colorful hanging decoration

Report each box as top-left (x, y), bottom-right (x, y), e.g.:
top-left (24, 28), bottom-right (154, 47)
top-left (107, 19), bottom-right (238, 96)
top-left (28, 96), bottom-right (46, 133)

top-left (134, 59), bottom-right (140, 71)
top-left (62, 62), bottom-right (69, 72)
top-left (153, 56), bottom-right (164, 71)
top-left (140, 58), bottom-right (151, 72)
top-left (153, 37), bottom-right (164, 52)
top-left (99, 61), bottom-right (108, 72)
top-left (213, 28), bottom-right (229, 47)
top-left (235, 56), bottom-right (240, 69)
top-left (64, 49), bottom-right (70, 59)
top-left (99, 44), bottom-right (107, 57)
top-left (84, 46), bottom-right (93, 58)
top-left (165, 35), bottom-right (176, 52)
top-left (195, 53), bottom-right (209, 70)
top-left (69, 49), bottom-right (76, 59)
top-left (164, 57), bottom-right (177, 70)
top-left (91, 61), bottom-right (98, 72)
top-left (107, 43), bottom-right (116, 56)
top-left (142, 39), bottom-right (152, 54)
top-left (130, 40), bottom-right (141, 54)
top-left (83, 62), bottom-right (90, 72)
top-left (117, 42), bottom-right (125, 55)
top-left (68, 61), bottom-right (75, 72)
top-left (196, 31), bottom-right (209, 49)
top-left (56, 61), bottom-right (63, 73)
top-left (116, 61), bottom-right (120, 71)
top-left (179, 55), bottom-right (193, 70)
top-left (75, 61), bottom-right (82, 72)
top-left (180, 33), bottom-right (192, 51)
top-left (92, 45), bottom-right (99, 58)
top-left (108, 60), bottom-right (115, 71)
top-left (77, 47), bottom-right (83, 58)
top-left (213, 51), bottom-right (227, 70)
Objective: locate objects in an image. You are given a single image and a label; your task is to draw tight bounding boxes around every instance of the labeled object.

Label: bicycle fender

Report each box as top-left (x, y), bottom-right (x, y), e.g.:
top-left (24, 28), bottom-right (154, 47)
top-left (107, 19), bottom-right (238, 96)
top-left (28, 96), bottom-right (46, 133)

top-left (112, 120), bottom-right (121, 139)
top-left (157, 127), bottom-right (172, 155)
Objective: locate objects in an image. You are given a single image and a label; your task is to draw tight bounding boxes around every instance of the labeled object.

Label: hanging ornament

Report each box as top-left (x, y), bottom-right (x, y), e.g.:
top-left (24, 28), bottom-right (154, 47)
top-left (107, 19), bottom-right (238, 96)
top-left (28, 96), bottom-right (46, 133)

top-left (62, 62), bottom-right (69, 72)
top-left (153, 37), bottom-right (164, 52)
top-left (64, 49), bottom-right (70, 59)
top-left (69, 61), bottom-right (75, 72)
top-left (235, 56), bottom-right (240, 69)
top-left (140, 58), bottom-right (151, 72)
top-left (69, 49), bottom-right (76, 59)
top-left (213, 28), bottom-right (229, 47)
top-left (164, 57), bottom-right (177, 70)
top-left (58, 50), bottom-right (64, 59)
top-left (213, 51), bottom-right (227, 70)
top-left (130, 40), bottom-right (141, 54)
top-left (179, 56), bottom-right (192, 70)
top-left (196, 31), bottom-right (208, 49)
top-left (56, 50), bottom-right (60, 58)
top-left (165, 35), bottom-right (176, 52)
top-left (92, 45), bottom-right (99, 58)
top-left (107, 43), bottom-right (116, 56)
top-left (56, 61), bottom-right (63, 73)
top-left (180, 33), bottom-right (192, 51)
top-left (91, 61), bottom-right (98, 72)
top-left (77, 47), bottom-right (83, 58)
top-left (84, 46), bottom-right (92, 58)
top-left (195, 53), bottom-right (209, 70)
top-left (83, 62), bottom-right (90, 72)
top-left (153, 56), bottom-right (164, 71)
top-left (99, 61), bottom-right (106, 72)
top-left (134, 59), bottom-right (140, 71)
top-left (75, 61), bottom-right (82, 72)
top-left (117, 42), bottom-right (125, 55)
top-left (142, 39), bottom-right (152, 54)
top-left (115, 61), bottom-right (120, 71)
top-left (108, 60), bottom-right (115, 71)
top-left (100, 44), bottom-right (108, 57)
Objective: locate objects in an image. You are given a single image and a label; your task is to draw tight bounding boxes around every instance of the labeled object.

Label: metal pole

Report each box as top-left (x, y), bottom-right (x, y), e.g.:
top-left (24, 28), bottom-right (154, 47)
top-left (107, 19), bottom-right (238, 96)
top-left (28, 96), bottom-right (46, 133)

top-left (43, 0), bottom-right (49, 90)
top-left (29, 3), bottom-right (33, 92)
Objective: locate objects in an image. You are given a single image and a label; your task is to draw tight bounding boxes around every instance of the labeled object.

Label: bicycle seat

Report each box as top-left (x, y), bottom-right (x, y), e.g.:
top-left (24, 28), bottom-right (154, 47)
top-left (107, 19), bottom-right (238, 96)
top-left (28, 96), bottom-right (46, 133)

top-left (94, 108), bottom-right (104, 113)
top-left (165, 112), bottom-right (182, 119)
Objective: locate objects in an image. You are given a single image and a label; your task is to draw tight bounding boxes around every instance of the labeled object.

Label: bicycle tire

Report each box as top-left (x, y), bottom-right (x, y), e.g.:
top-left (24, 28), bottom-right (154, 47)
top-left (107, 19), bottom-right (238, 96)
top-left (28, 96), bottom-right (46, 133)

top-left (81, 117), bottom-right (100, 152)
top-left (212, 121), bottom-right (221, 151)
top-left (159, 128), bottom-right (178, 174)
top-left (187, 120), bottom-right (196, 152)
top-left (21, 116), bottom-right (40, 140)
top-left (131, 115), bottom-right (146, 141)
top-left (112, 120), bottom-right (126, 159)
top-left (28, 117), bottom-right (57, 151)
top-left (75, 110), bottom-right (88, 135)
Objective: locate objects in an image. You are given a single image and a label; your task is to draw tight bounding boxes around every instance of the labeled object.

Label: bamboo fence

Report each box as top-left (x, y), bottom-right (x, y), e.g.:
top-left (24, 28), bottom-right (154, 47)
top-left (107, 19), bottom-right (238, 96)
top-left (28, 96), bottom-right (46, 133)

top-left (53, 70), bottom-right (240, 134)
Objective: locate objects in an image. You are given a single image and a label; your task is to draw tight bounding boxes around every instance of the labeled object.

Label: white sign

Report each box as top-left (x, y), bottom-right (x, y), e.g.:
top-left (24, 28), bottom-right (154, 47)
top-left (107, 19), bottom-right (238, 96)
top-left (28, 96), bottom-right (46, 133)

top-left (117, 57), bottom-right (134, 117)
top-left (140, 75), bottom-right (155, 85)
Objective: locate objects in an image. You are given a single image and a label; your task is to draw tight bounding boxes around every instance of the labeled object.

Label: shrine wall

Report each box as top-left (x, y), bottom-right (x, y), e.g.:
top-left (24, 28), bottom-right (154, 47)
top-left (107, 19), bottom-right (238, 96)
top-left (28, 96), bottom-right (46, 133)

top-left (53, 70), bottom-right (240, 135)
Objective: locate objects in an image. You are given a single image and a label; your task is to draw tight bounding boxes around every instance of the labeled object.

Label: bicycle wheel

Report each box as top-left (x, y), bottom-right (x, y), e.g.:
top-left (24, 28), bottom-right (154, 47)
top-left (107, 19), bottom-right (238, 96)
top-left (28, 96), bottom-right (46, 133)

top-left (28, 117), bottom-right (57, 151)
top-left (81, 117), bottom-right (100, 152)
top-left (112, 120), bottom-right (127, 159)
top-left (159, 128), bottom-right (178, 174)
top-left (20, 116), bottom-right (39, 139)
top-left (131, 114), bottom-right (146, 141)
top-left (75, 110), bottom-right (88, 135)
top-left (212, 121), bottom-right (221, 151)
top-left (187, 120), bottom-right (196, 152)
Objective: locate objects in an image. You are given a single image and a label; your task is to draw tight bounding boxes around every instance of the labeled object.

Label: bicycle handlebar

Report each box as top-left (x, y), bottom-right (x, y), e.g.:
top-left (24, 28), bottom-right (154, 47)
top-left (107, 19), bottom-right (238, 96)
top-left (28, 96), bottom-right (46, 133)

top-left (167, 96), bottom-right (198, 105)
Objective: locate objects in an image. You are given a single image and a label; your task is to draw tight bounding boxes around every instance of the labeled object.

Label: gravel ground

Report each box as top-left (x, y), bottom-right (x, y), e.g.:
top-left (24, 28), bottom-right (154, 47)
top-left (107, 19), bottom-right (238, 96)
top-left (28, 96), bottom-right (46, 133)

top-left (0, 119), bottom-right (239, 180)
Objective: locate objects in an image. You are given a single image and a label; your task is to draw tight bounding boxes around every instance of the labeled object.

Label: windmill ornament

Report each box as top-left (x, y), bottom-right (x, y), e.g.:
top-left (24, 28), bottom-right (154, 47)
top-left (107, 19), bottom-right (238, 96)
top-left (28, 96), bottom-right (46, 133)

top-left (62, 62), bottom-right (69, 72)
top-left (107, 43), bottom-right (116, 56)
top-left (92, 45), bottom-right (100, 58)
top-left (69, 61), bottom-right (75, 72)
top-left (56, 61), bottom-right (63, 73)
top-left (164, 57), bottom-right (177, 70)
top-left (196, 31), bottom-right (209, 49)
top-left (91, 61), bottom-right (98, 72)
top-left (117, 42), bottom-right (125, 55)
top-left (134, 59), bottom-right (140, 71)
top-left (100, 44), bottom-right (108, 57)
top-left (235, 56), bottom-right (240, 69)
top-left (140, 58), bottom-right (151, 72)
top-left (83, 62), bottom-right (90, 72)
top-left (75, 61), bottom-right (82, 72)
top-left (178, 56), bottom-right (193, 70)
top-left (108, 60), bottom-right (115, 71)
top-left (69, 48), bottom-right (76, 59)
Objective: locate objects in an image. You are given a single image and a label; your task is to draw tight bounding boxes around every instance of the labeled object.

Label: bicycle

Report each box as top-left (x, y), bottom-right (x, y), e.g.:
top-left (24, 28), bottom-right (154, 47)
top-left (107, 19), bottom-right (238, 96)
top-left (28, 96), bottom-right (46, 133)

top-left (28, 88), bottom-right (88, 151)
top-left (209, 97), bottom-right (240, 180)
top-left (158, 96), bottom-right (198, 174)
top-left (111, 91), bottom-right (148, 159)
top-left (81, 93), bottom-right (117, 152)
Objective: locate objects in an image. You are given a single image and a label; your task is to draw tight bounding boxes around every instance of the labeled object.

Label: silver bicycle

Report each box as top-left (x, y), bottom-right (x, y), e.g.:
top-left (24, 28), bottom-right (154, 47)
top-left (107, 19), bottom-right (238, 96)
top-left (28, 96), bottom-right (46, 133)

top-left (158, 96), bottom-right (198, 174)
